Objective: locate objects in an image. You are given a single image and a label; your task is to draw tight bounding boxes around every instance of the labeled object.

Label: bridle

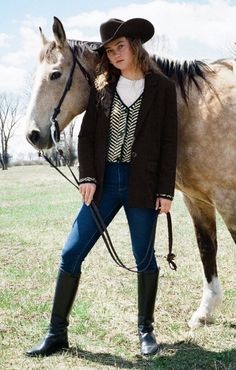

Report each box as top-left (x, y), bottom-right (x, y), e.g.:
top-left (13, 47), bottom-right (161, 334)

top-left (50, 44), bottom-right (92, 146)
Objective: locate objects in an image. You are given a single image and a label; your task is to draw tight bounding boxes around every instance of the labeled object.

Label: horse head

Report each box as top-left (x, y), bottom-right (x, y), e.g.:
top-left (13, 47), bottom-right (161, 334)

top-left (25, 17), bottom-right (100, 149)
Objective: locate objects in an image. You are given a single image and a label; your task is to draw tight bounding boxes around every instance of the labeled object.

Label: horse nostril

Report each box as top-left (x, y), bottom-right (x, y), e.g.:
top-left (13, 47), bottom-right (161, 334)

top-left (28, 130), bottom-right (40, 145)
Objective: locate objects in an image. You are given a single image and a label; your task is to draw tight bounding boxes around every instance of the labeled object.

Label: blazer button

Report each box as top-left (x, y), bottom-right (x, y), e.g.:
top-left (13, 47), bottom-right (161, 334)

top-left (132, 151), bottom-right (137, 158)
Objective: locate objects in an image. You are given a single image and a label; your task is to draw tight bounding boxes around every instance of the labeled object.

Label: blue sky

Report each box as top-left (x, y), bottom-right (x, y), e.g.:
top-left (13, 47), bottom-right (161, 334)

top-left (2, 0), bottom-right (236, 92)
top-left (0, 0), bottom-right (213, 28)
top-left (1, 0), bottom-right (236, 155)
top-left (1, 0), bottom-right (152, 34)
top-left (2, 0), bottom-right (233, 33)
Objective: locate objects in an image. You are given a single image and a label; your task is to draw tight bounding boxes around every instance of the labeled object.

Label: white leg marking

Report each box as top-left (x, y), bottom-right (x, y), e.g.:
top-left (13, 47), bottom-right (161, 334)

top-left (189, 275), bottom-right (223, 329)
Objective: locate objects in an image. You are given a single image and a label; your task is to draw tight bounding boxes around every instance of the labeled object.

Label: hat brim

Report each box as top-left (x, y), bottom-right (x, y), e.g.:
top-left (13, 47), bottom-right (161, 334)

top-left (94, 18), bottom-right (154, 52)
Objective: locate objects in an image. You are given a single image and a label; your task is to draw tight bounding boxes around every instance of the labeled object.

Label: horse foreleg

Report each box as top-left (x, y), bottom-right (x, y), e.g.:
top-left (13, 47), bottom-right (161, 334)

top-left (183, 195), bottom-right (223, 329)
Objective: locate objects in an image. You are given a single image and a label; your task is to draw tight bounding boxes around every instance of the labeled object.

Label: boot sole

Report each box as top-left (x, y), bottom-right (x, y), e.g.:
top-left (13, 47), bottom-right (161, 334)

top-left (25, 343), bottom-right (69, 357)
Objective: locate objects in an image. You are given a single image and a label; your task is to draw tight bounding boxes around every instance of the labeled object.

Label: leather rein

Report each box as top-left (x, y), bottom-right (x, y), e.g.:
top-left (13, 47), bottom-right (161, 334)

top-left (39, 44), bottom-right (177, 273)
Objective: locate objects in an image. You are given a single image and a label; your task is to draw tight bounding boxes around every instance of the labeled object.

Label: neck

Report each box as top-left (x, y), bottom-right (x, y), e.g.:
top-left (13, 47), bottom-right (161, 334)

top-left (121, 67), bottom-right (144, 80)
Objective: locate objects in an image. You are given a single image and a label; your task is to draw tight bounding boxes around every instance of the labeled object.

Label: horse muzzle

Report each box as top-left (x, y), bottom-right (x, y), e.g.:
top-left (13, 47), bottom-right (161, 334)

top-left (26, 119), bottom-right (61, 150)
top-left (26, 128), bottom-right (53, 150)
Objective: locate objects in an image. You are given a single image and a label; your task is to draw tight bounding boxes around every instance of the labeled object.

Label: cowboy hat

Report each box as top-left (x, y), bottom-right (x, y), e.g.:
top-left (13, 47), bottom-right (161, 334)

top-left (96, 18), bottom-right (154, 51)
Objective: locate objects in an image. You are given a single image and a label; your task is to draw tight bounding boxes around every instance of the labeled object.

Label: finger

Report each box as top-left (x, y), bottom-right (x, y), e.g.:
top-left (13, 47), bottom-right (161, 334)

top-left (85, 185), bottom-right (96, 206)
top-left (155, 199), bottom-right (160, 210)
top-left (79, 185), bottom-right (86, 197)
top-left (81, 185), bottom-right (89, 203)
top-left (85, 187), bottom-right (94, 206)
top-left (84, 186), bottom-right (91, 205)
top-left (82, 190), bottom-right (87, 203)
top-left (160, 204), bottom-right (168, 214)
top-left (162, 206), bottom-right (171, 214)
top-left (155, 197), bottom-right (161, 210)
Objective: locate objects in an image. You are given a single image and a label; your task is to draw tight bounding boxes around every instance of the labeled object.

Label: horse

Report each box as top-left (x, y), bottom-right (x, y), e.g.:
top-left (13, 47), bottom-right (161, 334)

top-left (25, 17), bottom-right (236, 329)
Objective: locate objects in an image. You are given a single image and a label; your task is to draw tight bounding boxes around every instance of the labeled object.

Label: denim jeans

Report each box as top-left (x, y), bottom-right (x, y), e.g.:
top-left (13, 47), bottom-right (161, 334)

top-left (60, 162), bottom-right (158, 274)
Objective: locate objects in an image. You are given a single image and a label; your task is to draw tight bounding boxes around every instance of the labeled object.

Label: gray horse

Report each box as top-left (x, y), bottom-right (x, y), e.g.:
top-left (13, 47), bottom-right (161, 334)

top-left (25, 17), bottom-right (236, 329)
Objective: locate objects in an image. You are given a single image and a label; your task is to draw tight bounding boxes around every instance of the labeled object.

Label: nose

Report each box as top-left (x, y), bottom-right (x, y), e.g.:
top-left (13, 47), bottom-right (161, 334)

top-left (114, 50), bottom-right (121, 58)
top-left (27, 130), bottom-right (40, 145)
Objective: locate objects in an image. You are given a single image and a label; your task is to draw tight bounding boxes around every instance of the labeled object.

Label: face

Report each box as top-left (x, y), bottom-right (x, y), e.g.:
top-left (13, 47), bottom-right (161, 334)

top-left (105, 37), bottom-right (135, 73)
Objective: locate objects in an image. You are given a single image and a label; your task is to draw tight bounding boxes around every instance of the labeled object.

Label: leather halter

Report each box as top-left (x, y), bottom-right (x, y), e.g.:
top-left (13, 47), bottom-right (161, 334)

top-left (50, 45), bottom-right (92, 146)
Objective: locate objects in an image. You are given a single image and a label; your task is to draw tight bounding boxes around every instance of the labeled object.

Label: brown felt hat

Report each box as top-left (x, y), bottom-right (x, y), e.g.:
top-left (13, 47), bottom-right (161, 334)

top-left (96, 18), bottom-right (155, 51)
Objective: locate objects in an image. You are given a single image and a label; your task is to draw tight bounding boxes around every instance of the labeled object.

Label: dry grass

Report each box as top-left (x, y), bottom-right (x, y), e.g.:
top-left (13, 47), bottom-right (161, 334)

top-left (0, 165), bottom-right (235, 370)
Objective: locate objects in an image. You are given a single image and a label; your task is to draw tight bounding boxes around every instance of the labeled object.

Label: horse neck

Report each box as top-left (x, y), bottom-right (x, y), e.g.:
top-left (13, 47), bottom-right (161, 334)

top-left (69, 40), bottom-right (100, 81)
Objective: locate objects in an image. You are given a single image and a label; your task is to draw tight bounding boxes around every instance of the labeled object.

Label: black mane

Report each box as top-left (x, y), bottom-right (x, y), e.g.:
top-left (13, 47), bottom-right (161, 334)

top-left (154, 57), bottom-right (215, 103)
top-left (68, 40), bottom-right (215, 104)
top-left (68, 39), bottom-right (101, 52)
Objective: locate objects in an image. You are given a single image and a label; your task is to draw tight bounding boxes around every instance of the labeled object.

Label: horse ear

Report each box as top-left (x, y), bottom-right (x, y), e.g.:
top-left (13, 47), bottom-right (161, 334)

top-left (39, 27), bottom-right (48, 45)
top-left (53, 16), bottom-right (66, 47)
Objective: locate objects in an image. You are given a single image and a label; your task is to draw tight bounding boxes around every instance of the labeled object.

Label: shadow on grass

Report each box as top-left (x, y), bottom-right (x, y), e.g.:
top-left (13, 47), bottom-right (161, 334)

top-left (68, 341), bottom-right (236, 369)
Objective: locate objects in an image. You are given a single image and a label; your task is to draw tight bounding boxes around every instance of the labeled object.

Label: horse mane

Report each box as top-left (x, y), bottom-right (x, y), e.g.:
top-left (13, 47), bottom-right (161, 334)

top-left (153, 57), bottom-right (216, 103)
top-left (68, 39), bottom-right (101, 53)
top-left (68, 40), bottom-right (217, 104)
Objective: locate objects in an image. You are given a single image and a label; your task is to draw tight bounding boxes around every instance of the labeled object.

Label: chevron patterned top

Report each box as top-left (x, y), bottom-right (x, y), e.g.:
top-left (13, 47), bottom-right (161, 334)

top-left (107, 92), bottom-right (143, 163)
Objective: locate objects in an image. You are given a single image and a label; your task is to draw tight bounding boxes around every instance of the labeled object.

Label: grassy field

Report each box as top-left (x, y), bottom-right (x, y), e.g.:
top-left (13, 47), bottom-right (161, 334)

top-left (0, 165), bottom-right (235, 370)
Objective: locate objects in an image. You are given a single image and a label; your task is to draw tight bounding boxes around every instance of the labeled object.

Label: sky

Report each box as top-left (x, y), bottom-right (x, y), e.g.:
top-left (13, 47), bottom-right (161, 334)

top-left (1, 0), bottom-right (236, 157)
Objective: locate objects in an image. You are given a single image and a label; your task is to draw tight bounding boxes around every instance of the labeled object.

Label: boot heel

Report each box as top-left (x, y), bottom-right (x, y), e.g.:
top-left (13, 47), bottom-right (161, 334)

top-left (139, 331), bottom-right (159, 355)
top-left (26, 333), bottom-right (69, 357)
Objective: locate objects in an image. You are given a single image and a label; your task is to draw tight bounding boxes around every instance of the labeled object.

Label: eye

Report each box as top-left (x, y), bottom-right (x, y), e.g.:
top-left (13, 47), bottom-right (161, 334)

top-left (50, 71), bottom-right (62, 80)
top-left (118, 44), bottom-right (124, 50)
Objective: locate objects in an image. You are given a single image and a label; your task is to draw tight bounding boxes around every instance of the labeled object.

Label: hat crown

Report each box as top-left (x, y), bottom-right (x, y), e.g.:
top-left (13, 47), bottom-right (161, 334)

top-left (100, 18), bottom-right (124, 43)
top-left (96, 18), bottom-right (155, 52)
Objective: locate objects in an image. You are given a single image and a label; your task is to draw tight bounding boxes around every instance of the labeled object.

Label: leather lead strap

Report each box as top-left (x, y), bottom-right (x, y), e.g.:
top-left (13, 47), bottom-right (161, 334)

top-left (89, 201), bottom-right (158, 273)
top-left (39, 150), bottom-right (177, 272)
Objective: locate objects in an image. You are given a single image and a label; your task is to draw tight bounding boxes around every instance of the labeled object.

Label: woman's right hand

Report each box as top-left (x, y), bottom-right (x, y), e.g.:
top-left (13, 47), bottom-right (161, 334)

top-left (79, 183), bottom-right (96, 206)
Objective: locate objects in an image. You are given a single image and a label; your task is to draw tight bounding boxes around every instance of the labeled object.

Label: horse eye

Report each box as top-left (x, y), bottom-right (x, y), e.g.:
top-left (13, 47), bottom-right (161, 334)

top-left (50, 71), bottom-right (61, 80)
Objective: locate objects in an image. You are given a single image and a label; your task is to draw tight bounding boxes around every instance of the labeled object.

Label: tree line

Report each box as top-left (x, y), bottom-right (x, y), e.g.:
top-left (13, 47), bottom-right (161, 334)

top-left (0, 93), bottom-right (77, 170)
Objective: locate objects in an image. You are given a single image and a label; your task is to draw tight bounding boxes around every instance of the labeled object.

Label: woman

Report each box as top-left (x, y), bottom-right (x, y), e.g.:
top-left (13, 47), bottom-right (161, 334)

top-left (26, 17), bottom-right (178, 357)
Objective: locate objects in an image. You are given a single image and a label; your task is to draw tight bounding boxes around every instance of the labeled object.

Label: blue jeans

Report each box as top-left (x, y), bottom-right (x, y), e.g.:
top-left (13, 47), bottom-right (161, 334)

top-left (60, 162), bottom-right (158, 274)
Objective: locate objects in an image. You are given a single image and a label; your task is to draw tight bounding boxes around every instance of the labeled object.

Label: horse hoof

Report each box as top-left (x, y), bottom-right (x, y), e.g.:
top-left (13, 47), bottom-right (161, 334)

top-left (188, 310), bottom-right (214, 329)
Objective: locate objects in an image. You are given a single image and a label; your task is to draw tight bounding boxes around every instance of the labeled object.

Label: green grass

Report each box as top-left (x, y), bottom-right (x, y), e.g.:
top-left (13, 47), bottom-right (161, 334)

top-left (0, 165), bottom-right (235, 370)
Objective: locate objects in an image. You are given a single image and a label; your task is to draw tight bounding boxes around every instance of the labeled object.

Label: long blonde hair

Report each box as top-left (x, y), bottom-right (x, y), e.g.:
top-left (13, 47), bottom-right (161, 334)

top-left (95, 38), bottom-right (160, 90)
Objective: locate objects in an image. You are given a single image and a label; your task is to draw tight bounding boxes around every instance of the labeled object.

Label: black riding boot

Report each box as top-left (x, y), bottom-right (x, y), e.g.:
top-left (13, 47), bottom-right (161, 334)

top-left (138, 270), bottom-right (159, 356)
top-left (26, 269), bottom-right (80, 357)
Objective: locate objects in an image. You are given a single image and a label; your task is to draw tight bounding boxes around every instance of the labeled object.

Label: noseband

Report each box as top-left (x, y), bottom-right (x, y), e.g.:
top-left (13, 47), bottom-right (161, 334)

top-left (50, 45), bottom-right (92, 146)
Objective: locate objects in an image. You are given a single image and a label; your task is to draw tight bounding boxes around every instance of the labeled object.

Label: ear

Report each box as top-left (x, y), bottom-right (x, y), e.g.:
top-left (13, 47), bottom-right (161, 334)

top-left (53, 16), bottom-right (66, 48)
top-left (39, 27), bottom-right (48, 45)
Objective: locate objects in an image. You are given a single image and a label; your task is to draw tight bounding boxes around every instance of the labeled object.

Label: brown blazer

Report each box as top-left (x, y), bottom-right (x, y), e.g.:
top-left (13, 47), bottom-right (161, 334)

top-left (78, 72), bottom-right (178, 208)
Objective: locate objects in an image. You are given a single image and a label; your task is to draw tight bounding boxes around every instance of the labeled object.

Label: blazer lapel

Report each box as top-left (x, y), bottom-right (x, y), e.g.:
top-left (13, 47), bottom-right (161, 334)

top-left (134, 73), bottom-right (159, 139)
top-left (100, 79), bottom-right (117, 119)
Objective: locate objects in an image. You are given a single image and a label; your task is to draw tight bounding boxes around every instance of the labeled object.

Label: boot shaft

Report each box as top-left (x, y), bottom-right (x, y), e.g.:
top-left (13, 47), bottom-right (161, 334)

top-left (50, 269), bottom-right (80, 330)
top-left (137, 270), bottom-right (159, 332)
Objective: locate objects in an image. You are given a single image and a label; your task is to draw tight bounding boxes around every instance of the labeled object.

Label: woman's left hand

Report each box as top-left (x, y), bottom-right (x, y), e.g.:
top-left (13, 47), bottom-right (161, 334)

top-left (155, 197), bottom-right (172, 213)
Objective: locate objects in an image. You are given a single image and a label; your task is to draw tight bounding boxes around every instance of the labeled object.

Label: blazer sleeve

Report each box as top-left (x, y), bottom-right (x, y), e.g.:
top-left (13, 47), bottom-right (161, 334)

top-left (156, 80), bottom-right (178, 199)
top-left (78, 87), bottom-right (98, 183)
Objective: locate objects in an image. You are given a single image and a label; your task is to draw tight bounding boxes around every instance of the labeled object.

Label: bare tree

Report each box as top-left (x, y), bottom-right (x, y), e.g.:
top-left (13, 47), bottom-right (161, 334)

top-left (0, 94), bottom-right (21, 170)
top-left (146, 33), bottom-right (171, 58)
